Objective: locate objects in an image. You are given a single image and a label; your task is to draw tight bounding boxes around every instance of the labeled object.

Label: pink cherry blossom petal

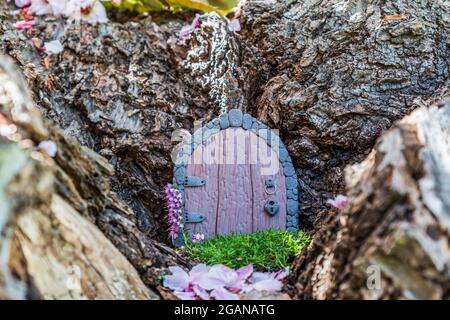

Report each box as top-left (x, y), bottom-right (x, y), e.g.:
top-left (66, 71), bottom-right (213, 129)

top-left (210, 287), bottom-right (240, 300)
top-left (249, 271), bottom-right (271, 283)
top-left (191, 232), bottom-right (205, 243)
top-left (273, 268), bottom-right (289, 280)
top-left (15, 0), bottom-right (31, 8)
top-left (228, 19), bottom-right (241, 32)
top-left (49, 0), bottom-right (69, 15)
top-left (163, 263), bottom-right (289, 299)
top-left (199, 264), bottom-right (244, 290)
top-left (29, 0), bottom-right (53, 15)
top-left (326, 194), bottom-right (348, 210)
top-left (163, 266), bottom-right (190, 291)
top-left (0, 123), bottom-right (17, 137)
top-left (64, 0), bottom-right (108, 24)
top-left (38, 140), bottom-right (57, 157)
top-left (236, 265), bottom-right (253, 281)
top-left (251, 278), bottom-right (283, 292)
top-left (44, 40), bottom-right (64, 55)
top-left (192, 285), bottom-right (209, 300)
top-left (179, 14), bottom-right (201, 45)
top-left (190, 263), bottom-right (209, 278)
top-left (174, 291), bottom-right (196, 300)
top-left (14, 19), bottom-right (35, 30)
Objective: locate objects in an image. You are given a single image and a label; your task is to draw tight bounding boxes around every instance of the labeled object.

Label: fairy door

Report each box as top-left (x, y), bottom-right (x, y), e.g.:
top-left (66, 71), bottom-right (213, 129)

top-left (173, 109), bottom-right (299, 240)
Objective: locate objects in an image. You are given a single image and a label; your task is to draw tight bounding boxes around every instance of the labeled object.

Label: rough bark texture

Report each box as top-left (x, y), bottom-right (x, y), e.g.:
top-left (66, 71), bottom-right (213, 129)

top-left (291, 101), bottom-right (450, 299)
top-left (2, 0), bottom-right (449, 233)
top-left (0, 57), bottom-right (186, 299)
top-left (239, 0), bottom-right (450, 229)
top-left (0, 0), bottom-right (449, 299)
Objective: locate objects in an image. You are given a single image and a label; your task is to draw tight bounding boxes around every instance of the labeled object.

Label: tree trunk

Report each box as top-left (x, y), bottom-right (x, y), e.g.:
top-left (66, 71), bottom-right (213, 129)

top-left (0, 0), bottom-right (449, 299)
top-left (290, 101), bottom-right (450, 299)
top-left (0, 57), bottom-right (186, 299)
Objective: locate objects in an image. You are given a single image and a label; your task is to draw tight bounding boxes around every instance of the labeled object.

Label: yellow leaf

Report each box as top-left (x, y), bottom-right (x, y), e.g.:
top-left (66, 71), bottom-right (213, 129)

top-left (168, 0), bottom-right (233, 16)
top-left (105, 0), bottom-right (238, 16)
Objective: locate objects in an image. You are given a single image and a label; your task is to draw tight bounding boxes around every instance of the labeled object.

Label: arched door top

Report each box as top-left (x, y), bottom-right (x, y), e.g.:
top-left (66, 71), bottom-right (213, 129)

top-left (173, 109), bottom-right (300, 238)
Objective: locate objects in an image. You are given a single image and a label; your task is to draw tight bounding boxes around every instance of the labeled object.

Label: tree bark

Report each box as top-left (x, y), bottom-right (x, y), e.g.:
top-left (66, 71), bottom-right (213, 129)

top-left (290, 101), bottom-right (450, 299)
top-left (239, 0), bottom-right (450, 229)
top-left (0, 0), bottom-right (449, 299)
top-left (0, 57), bottom-right (186, 299)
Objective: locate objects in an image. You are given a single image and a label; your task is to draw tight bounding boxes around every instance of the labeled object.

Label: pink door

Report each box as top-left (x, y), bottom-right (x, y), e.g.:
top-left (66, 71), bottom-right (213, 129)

top-left (184, 127), bottom-right (287, 239)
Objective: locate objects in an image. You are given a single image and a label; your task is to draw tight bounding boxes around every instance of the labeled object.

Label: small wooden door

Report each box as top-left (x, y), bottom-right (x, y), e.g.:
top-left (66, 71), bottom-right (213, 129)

top-left (184, 127), bottom-right (287, 239)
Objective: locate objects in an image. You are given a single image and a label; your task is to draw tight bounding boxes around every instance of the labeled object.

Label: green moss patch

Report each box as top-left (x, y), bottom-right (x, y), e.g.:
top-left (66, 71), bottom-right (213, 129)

top-left (184, 229), bottom-right (311, 271)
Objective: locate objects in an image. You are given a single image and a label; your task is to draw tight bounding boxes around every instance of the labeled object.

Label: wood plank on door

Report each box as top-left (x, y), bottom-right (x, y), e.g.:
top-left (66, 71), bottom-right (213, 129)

top-left (184, 131), bottom-right (222, 239)
top-left (250, 132), bottom-right (287, 232)
top-left (216, 128), bottom-right (253, 235)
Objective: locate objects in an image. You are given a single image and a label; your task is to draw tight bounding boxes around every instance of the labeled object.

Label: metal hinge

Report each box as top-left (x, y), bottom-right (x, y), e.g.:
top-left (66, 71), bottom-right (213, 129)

top-left (183, 176), bottom-right (206, 187)
top-left (184, 212), bottom-right (206, 223)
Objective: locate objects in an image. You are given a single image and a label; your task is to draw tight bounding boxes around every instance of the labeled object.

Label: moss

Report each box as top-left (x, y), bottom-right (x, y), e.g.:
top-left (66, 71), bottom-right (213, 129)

top-left (184, 229), bottom-right (311, 271)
